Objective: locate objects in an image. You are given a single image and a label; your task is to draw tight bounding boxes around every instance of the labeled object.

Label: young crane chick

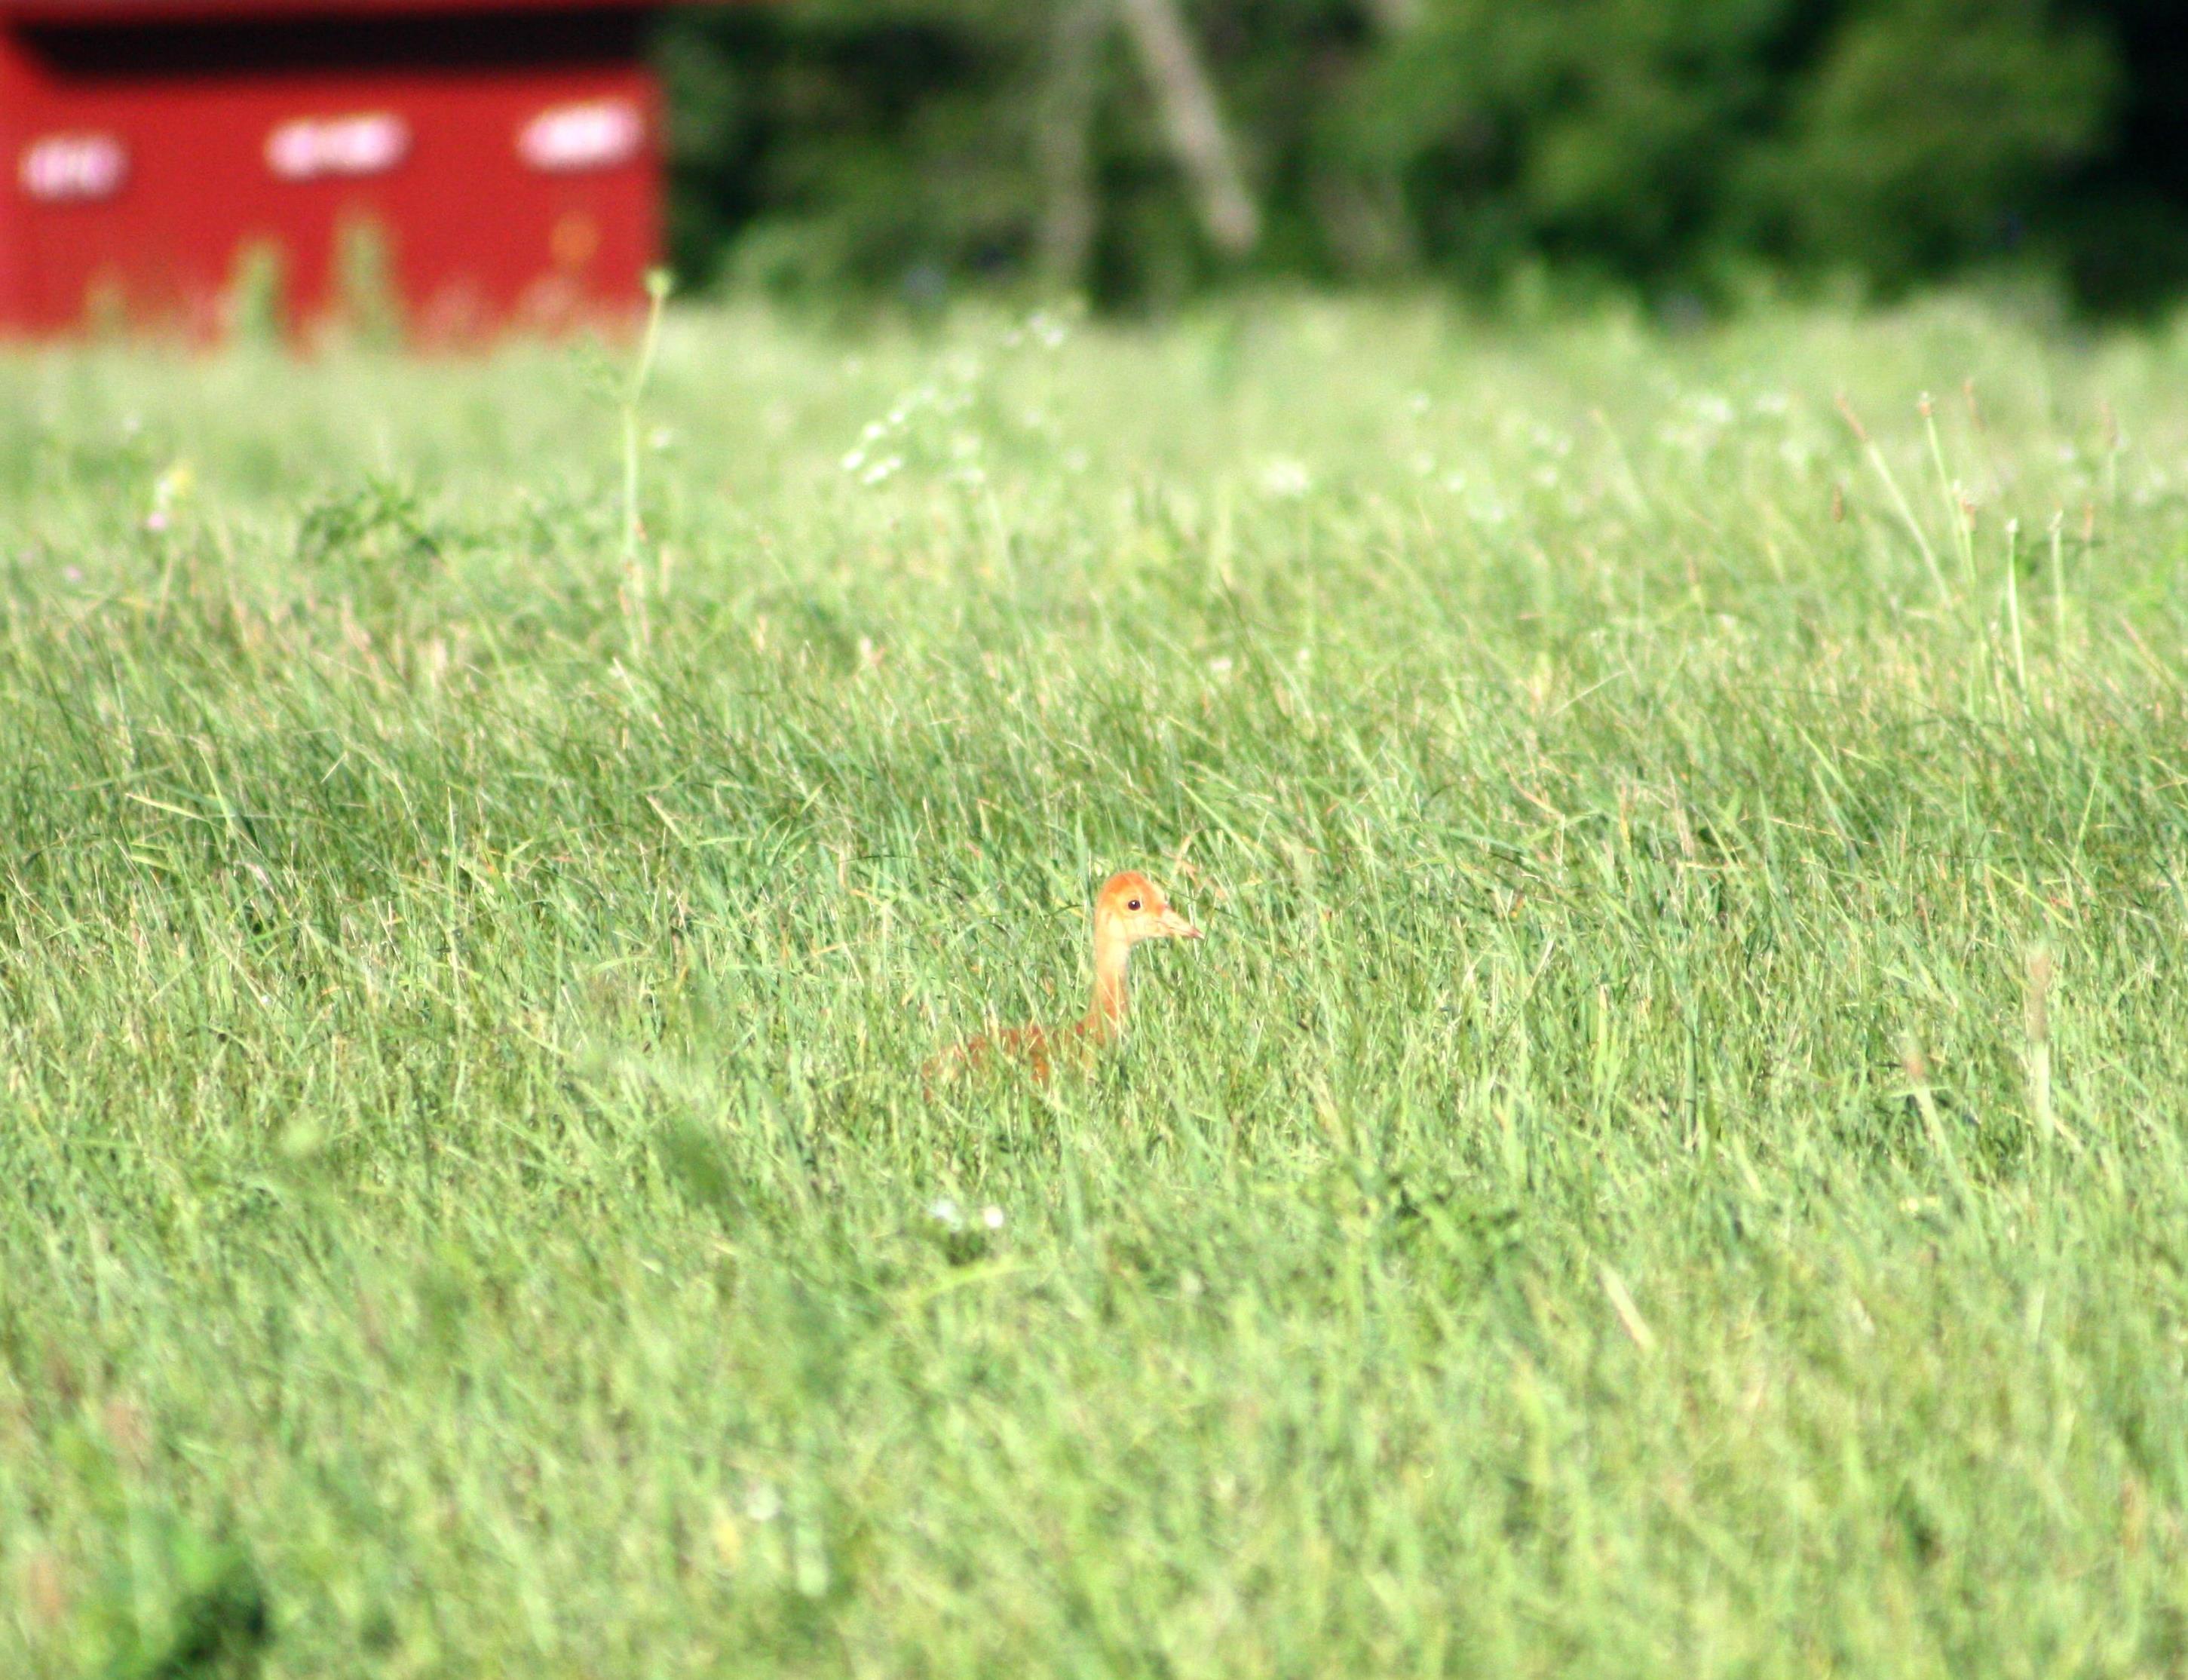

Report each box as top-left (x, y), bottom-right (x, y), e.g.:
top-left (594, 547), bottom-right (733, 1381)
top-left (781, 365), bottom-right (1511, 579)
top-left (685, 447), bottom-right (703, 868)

top-left (927, 870), bottom-right (1202, 1084)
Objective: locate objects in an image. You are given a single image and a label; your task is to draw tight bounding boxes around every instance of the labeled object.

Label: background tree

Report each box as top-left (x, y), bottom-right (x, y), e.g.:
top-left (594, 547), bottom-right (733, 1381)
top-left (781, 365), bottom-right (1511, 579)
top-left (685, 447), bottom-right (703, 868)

top-left (653, 0), bottom-right (2181, 313)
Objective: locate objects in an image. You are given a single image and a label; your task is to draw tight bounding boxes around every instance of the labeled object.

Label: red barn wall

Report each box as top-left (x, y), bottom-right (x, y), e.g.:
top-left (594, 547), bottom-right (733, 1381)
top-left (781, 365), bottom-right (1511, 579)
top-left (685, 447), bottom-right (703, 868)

top-left (1, 6), bottom-right (663, 338)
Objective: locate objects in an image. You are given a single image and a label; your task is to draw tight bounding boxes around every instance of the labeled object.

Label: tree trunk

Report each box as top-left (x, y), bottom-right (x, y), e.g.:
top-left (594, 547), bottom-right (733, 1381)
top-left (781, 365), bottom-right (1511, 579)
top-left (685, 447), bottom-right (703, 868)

top-left (1359, 0), bottom-right (1420, 30)
top-left (1036, 0), bottom-right (1110, 290)
top-left (1116, 0), bottom-right (1261, 257)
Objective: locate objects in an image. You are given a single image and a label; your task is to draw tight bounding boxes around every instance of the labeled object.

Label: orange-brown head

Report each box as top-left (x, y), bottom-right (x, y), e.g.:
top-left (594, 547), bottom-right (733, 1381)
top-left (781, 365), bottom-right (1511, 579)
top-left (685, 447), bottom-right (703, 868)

top-left (1093, 870), bottom-right (1202, 946)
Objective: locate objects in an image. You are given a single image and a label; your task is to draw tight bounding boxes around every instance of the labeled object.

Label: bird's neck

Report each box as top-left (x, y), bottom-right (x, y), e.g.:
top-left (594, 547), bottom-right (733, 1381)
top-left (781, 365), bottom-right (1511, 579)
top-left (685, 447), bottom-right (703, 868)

top-left (1084, 923), bottom-right (1130, 1038)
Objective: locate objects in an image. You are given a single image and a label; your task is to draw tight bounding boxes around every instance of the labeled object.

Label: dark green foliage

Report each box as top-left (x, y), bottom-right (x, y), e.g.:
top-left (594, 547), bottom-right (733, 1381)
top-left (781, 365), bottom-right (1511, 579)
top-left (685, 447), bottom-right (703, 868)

top-left (656, 0), bottom-right (2182, 311)
top-left (657, 3), bottom-right (1049, 302)
top-left (1745, 0), bottom-right (2116, 286)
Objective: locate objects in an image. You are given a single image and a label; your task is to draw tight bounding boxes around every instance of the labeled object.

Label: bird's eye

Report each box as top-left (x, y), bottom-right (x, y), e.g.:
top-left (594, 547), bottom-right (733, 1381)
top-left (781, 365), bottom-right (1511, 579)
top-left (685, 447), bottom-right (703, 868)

top-left (1127, 898), bottom-right (1141, 911)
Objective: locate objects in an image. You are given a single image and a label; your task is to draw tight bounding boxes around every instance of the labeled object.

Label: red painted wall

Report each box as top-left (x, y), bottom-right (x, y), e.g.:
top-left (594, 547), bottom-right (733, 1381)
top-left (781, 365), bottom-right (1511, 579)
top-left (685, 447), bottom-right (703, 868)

top-left (1, 5), bottom-right (667, 339)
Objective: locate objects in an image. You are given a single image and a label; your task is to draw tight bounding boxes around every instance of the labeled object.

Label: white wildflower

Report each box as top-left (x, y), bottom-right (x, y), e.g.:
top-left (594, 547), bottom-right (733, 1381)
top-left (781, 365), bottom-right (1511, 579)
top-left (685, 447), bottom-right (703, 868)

top-left (1693, 393), bottom-right (1736, 427)
top-left (146, 460), bottom-right (192, 531)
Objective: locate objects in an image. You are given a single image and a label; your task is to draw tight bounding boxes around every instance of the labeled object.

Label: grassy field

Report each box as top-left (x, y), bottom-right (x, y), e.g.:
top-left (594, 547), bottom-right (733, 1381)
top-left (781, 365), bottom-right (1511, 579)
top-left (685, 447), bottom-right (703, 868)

top-left (4, 292), bottom-right (2188, 1677)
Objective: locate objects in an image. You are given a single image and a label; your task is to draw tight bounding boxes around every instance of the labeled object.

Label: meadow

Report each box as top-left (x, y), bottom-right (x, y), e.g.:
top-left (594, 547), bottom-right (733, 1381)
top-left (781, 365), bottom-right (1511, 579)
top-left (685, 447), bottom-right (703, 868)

top-left (4, 292), bottom-right (2188, 1677)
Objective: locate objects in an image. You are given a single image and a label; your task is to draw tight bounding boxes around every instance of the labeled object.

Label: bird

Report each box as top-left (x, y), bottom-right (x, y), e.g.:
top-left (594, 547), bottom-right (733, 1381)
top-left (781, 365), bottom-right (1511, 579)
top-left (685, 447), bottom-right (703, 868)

top-left (926, 870), bottom-right (1202, 1084)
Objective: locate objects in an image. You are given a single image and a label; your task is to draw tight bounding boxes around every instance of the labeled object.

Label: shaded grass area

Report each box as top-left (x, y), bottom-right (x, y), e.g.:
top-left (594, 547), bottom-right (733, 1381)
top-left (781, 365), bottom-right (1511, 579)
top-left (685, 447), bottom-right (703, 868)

top-left (5, 296), bottom-right (2188, 1675)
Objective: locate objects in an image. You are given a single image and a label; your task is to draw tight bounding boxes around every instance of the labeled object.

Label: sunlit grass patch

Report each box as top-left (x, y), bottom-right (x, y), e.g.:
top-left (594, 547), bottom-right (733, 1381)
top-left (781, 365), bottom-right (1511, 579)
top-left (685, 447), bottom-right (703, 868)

top-left (4, 293), bottom-right (2188, 1676)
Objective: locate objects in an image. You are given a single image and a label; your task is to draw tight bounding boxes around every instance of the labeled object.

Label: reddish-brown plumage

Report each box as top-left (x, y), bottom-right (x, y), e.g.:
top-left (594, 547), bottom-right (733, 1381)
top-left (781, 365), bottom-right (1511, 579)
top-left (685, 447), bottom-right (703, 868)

top-left (926, 870), bottom-right (1202, 1086)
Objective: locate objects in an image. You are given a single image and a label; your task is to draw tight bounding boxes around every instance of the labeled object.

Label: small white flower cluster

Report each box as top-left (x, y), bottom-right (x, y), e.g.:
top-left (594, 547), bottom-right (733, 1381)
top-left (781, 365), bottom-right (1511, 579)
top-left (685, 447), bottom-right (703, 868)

top-left (1002, 307), bottom-right (1071, 351)
top-left (1258, 458), bottom-right (1312, 500)
top-left (841, 362), bottom-right (987, 488)
top-left (947, 431), bottom-right (986, 487)
top-left (841, 416), bottom-right (903, 485)
top-left (146, 461), bottom-right (192, 534)
top-left (927, 1197), bottom-right (1006, 1233)
top-left (1439, 470), bottom-right (1511, 523)
top-left (1659, 388), bottom-right (1777, 457)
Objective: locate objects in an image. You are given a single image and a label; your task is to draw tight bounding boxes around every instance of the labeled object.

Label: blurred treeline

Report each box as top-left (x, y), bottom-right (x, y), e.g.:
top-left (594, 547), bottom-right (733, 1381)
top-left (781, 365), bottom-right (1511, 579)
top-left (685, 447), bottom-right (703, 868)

top-left (654, 0), bottom-right (2188, 314)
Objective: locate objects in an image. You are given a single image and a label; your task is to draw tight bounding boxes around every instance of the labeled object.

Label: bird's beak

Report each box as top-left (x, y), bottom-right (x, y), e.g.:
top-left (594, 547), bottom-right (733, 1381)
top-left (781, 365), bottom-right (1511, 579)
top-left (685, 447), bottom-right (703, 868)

top-left (1160, 909), bottom-right (1203, 940)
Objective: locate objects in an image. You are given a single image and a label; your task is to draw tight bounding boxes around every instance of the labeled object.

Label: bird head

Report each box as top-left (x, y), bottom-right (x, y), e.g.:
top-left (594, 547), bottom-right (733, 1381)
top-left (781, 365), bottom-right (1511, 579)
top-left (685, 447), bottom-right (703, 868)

top-left (1095, 871), bottom-right (1201, 945)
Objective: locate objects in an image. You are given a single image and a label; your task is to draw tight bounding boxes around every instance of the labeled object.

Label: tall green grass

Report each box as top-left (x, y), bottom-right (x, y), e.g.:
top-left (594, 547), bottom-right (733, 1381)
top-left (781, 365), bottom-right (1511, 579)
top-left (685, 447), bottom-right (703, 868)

top-left (5, 294), bottom-right (2188, 1676)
